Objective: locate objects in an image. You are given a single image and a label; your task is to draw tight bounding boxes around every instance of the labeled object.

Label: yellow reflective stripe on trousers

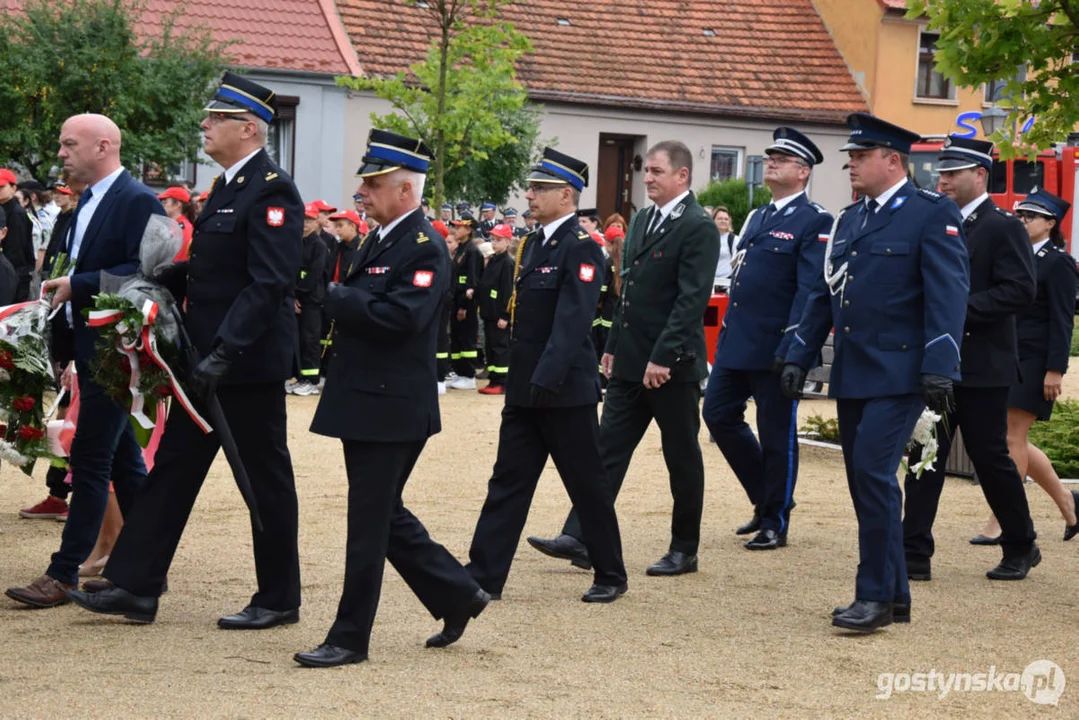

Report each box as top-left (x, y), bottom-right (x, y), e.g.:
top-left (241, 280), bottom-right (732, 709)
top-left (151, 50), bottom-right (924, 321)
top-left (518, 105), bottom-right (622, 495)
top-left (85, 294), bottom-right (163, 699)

top-left (487, 365), bottom-right (509, 373)
top-left (458, 351), bottom-right (478, 358)
top-left (301, 369), bottom-right (320, 376)
top-left (435, 352), bottom-right (449, 359)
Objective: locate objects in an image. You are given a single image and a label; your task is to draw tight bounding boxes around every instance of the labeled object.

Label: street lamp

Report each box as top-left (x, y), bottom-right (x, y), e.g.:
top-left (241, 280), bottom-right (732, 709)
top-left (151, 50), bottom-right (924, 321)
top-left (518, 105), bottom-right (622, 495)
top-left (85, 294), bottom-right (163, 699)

top-left (979, 105), bottom-right (1008, 138)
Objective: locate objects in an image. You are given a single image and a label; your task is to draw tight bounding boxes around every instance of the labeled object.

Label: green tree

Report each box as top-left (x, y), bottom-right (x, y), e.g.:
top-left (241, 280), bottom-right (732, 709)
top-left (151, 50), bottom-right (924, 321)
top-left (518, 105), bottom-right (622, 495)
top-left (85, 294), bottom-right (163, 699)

top-left (696, 178), bottom-right (772, 233)
top-left (0, 0), bottom-right (229, 182)
top-left (907, 0), bottom-right (1079, 157)
top-left (337, 0), bottom-right (535, 206)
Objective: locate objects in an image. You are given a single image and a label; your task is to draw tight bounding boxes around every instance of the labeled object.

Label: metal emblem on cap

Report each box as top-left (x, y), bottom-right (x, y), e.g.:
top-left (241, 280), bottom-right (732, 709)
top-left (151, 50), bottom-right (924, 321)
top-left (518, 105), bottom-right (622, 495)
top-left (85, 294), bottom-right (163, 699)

top-left (779, 128), bottom-right (788, 138)
top-left (943, 137), bottom-right (952, 148)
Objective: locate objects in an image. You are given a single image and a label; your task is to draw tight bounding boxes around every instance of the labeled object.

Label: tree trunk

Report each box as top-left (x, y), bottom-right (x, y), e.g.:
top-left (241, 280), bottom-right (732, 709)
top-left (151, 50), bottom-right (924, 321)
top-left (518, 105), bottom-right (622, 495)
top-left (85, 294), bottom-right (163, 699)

top-left (434, 9), bottom-right (451, 207)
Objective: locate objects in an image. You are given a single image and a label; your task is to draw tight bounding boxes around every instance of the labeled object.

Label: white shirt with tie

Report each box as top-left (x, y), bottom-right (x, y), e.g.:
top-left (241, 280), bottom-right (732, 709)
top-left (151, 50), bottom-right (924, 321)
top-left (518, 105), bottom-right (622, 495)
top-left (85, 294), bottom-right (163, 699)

top-left (646, 190), bottom-right (691, 234)
top-left (66, 166), bottom-right (125, 324)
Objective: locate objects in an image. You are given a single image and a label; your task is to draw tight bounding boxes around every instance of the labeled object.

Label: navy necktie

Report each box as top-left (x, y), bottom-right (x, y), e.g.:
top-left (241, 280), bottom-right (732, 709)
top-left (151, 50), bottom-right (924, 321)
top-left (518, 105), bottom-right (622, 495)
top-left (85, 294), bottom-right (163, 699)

top-left (861, 199), bottom-right (878, 229)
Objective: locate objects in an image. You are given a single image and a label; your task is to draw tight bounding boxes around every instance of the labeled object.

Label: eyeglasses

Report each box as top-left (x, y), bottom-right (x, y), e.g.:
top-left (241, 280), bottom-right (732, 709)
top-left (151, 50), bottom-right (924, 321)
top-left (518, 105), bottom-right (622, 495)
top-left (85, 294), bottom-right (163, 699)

top-left (1016, 212), bottom-right (1047, 222)
top-left (765, 155), bottom-right (807, 167)
top-left (206, 112), bottom-right (254, 125)
top-left (527, 183), bottom-right (563, 193)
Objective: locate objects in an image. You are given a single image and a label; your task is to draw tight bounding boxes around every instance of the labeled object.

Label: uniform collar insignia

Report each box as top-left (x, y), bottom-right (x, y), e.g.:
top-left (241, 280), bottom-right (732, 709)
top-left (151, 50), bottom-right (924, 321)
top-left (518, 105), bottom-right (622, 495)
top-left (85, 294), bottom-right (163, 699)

top-left (671, 203), bottom-right (685, 220)
top-left (783, 205), bottom-right (796, 216)
top-left (890, 195), bottom-right (907, 210)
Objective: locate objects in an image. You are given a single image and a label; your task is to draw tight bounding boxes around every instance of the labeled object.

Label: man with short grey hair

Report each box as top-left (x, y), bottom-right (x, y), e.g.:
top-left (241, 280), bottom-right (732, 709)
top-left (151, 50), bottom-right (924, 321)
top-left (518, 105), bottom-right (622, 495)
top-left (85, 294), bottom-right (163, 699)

top-left (529, 140), bottom-right (720, 576)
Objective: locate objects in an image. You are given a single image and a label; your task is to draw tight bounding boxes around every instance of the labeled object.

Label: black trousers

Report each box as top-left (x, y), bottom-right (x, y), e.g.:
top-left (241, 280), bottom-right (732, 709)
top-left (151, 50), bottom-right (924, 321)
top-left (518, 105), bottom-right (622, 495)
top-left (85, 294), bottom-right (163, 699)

top-left (903, 385), bottom-right (1036, 562)
top-left (562, 379), bottom-right (705, 555)
top-left (483, 319), bottom-right (510, 385)
top-left (436, 301), bottom-right (451, 381)
top-left (298, 304), bottom-right (322, 381)
top-left (467, 404), bottom-right (626, 595)
top-left (105, 383), bottom-right (301, 609)
top-left (45, 463), bottom-right (70, 500)
top-left (450, 306), bottom-right (478, 377)
top-left (326, 439), bottom-right (480, 654)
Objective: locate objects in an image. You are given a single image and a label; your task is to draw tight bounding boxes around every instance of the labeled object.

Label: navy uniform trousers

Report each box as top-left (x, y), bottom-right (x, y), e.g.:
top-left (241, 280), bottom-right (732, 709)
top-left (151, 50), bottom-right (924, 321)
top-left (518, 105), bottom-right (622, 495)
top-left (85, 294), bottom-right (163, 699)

top-left (837, 395), bottom-right (923, 605)
top-left (702, 367), bottom-right (798, 534)
top-left (467, 404), bottom-right (627, 595)
top-left (105, 383), bottom-right (300, 610)
top-left (328, 439), bottom-right (481, 654)
top-left (560, 379), bottom-right (705, 556)
top-left (903, 386), bottom-right (1037, 562)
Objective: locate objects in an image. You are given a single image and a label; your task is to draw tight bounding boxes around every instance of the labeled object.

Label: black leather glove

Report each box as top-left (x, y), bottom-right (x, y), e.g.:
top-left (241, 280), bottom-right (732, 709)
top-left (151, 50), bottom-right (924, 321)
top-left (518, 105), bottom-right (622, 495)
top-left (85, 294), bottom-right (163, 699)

top-left (530, 384), bottom-right (558, 408)
top-left (771, 356), bottom-right (785, 374)
top-left (920, 373), bottom-right (955, 414)
top-left (190, 345), bottom-right (232, 406)
top-left (780, 364), bottom-right (807, 399)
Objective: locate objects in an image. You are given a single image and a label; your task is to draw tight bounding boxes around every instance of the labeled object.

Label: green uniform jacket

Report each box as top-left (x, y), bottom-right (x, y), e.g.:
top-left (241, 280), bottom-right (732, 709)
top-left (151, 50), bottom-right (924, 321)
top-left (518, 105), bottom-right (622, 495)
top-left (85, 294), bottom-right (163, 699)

top-left (607, 191), bottom-right (720, 383)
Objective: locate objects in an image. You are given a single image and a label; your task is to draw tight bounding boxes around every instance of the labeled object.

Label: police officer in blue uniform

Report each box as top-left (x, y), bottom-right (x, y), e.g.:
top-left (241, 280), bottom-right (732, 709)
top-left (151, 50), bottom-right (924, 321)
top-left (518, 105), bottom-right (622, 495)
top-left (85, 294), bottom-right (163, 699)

top-left (702, 127), bottom-right (832, 550)
top-left (902, 136), bottom-right (1039, 582)
top-left (478, 202), bottom-right (497, 238)
top-left (296, 130), bottom-right (489, 667)
top-left (465, 148), bottom-right (628, 603)
top-left (68, 72), bottom-right (304, 627)
top-left (782, 113), bottom-right (970, 633)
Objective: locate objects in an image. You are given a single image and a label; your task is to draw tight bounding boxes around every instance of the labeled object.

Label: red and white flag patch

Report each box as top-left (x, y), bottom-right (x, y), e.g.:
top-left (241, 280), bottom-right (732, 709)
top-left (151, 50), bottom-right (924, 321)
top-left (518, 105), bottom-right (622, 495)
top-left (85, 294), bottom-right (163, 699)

top-left (818, 233), bottom-right (830, 243)
top-left (945, 225), bottom-right (959, 236)
top-left (579, 264), bottom-right (596, 282)
top-left (412, 270), bottom-right (433, 288)
top-left (266, 207), bottom-right (285, 227)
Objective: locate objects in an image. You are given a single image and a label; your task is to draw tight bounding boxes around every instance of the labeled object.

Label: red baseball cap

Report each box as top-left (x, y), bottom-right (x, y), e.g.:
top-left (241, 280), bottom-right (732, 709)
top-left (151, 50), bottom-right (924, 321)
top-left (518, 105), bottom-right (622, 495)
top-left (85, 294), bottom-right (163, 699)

top-left (198, 190), bottom-right (210, 202)
top-left (431, 220), bottom-right (450, 239)
top-left (157, 186), bottom-right (191, 203)
top-left (51, 184), bottom-right (75, 196)
top-left (0, 169), bottom-right (17, 186)
top-left (303, 202), bottom-right (320, 219)
top-left (311, 199), bottom-right (337, 213)
top-left (604, 225), bottom-right (625, 241)
top-left (489, 223), bottom-right (513, 239)
top-left (329, 209), bottom-right (365, 229)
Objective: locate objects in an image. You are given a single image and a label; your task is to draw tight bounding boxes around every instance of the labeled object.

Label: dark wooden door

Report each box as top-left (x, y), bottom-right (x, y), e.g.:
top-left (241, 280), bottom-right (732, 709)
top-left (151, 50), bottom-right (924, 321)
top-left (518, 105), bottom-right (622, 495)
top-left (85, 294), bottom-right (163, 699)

top-left (596, 134), bottom-right (636, 221)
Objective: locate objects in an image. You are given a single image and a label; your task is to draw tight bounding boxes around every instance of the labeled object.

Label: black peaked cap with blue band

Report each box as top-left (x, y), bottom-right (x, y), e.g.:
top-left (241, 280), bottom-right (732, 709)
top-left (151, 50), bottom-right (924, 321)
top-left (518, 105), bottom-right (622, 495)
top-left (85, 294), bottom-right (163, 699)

top-left (529, 147), bottom-right (589, 191)
top-left (766, 127), bottom-right (824, 166)
top-left (935, 135), bottom-right (994, 172)
top-left (840, 112), bottom-right (921, 155)
top-left (356, 129), bottom-right (432, 178)
top-left (502, 207), bottom-right (518, 217)
top-left (1017, 186), bottom-right (1071, 221)
top-left (204, 71), bottom-right (278, 124)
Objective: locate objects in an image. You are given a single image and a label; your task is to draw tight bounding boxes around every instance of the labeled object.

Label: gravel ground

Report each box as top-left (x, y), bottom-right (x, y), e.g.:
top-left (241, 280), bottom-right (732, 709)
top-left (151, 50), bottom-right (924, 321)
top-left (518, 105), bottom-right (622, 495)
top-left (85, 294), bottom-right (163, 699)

top-left (0, 379), bottom-right (1077, 718)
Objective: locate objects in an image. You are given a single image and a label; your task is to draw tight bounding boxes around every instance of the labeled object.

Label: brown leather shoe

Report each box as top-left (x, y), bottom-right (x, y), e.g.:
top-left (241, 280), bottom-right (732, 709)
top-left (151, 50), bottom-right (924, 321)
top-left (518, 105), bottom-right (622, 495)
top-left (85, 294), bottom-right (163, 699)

top-left (5, 574), bottom-right (75, 608)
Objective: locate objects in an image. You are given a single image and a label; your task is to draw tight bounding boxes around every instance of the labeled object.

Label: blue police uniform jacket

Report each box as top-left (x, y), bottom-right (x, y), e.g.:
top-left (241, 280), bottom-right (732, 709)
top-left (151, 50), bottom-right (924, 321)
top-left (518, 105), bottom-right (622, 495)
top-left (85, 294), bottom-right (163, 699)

top-left (786, 181), bottom-right (970, 397)
top-left (506, 219), bottom-right (605, 408)
top-left (715, 193), bottom-right (833, 370)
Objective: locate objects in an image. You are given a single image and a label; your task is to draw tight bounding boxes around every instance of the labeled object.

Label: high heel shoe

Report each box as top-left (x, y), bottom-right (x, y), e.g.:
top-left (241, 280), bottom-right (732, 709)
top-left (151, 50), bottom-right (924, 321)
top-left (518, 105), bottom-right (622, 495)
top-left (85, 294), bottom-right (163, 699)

top-left (1064, 491), bottom-right (1079, 542)
top-left (78, 555), bottom-right (109, 578)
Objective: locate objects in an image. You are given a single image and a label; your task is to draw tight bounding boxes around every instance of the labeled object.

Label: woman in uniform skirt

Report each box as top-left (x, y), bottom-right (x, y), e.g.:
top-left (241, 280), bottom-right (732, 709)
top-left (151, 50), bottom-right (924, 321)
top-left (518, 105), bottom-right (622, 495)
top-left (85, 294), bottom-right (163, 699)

top-left (973, 188), bottom-right (1079, 544)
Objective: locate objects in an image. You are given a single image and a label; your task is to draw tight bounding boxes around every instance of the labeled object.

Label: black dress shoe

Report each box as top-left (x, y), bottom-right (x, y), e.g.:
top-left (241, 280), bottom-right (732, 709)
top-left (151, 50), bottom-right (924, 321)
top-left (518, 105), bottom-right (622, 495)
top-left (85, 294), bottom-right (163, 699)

top-left (833, 602), bottom-right (910, 624)
top-left (84, 578), bottom-right (168, 594)
top-left (906, 558), bottom-right (931, 581)
top-left (735, 508), bottom-right (760, 535)
top-left (526, 534), bottom-right (592, 570)
top-left (831, 600), bottom-right (893, 633)
top-left (969, 534), bottom-right (1001, 546)
top-left (744, 529), bottom-right (787, 550)
top-left (65, 586), bottom-right (158, 624)
top-left (1065, 491), bottom-right (1079, 542)
top-left (426, 589), bottom-right (490, 648)
top-left (294, 643), bottom-right (367, 668)
top-left (646, 551), bottom-right (698, 576)
top-left (581, 583), bottom-right (627, 603)
top-left (986, 545), bottom-right (1041, 580)
top-left (218, 606), bottom-right (299, 630)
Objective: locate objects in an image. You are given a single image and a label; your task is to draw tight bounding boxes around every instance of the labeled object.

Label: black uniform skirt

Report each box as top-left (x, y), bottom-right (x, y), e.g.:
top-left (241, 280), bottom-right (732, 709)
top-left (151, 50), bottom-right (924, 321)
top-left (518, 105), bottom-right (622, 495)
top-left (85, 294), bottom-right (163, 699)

top-left (1008, 357), bottom-right (1055, 421)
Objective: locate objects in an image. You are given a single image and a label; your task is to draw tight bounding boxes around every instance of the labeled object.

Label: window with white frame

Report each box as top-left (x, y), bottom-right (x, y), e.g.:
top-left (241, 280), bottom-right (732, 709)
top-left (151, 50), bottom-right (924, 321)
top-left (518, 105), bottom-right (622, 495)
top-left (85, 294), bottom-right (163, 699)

top-left (710, 146), bottom-right (742, 182)
top-left (266, 96), bottom-right (298, 174)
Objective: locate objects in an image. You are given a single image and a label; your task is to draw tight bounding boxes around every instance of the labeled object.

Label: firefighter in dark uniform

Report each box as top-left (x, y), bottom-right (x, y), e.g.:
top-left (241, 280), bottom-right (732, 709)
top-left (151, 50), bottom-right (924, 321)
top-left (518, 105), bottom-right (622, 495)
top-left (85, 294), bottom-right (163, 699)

top-left (592, 226), bottom-right (621, 378)
top-left (465, 147), bottom-right (628, 603)
top-left (477, 223), bottom-right (515, 395)
top-left (782, 114), bottom-right (970, 633)
top-left (447, 212), bottom-right (483, 389)
top-left (902, 135), bottom-right (1039, 582)
top-left (478, 201), bottom-right (497, 238)
top-left (69, 72), bottom-right (304, 628)
top-left (528, 140), bottom-right (720, 577)
top-left (295, 130), bottom-right (489, 668)
top-left (293, 202), bottom-right (327, 394)
top-left (320, 209), bottom-right (368, 379)
top-left (702, 127), bottom-right (832, 550)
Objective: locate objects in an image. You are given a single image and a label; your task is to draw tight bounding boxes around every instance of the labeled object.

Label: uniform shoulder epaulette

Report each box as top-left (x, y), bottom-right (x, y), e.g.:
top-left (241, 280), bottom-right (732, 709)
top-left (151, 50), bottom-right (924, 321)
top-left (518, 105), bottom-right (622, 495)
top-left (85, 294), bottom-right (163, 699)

top-left (918, 188), bottom-right (943, 202)
top-left (265, 171), bottom-right (279, 181)
top-left (576, 230), bottom-right (590, 240)
top-left (810, 201), bottom-right (830, 214)
top-left (992, 204), bottom-right (1013, 217)
top-left (416, 231), bottom-right (430, 244)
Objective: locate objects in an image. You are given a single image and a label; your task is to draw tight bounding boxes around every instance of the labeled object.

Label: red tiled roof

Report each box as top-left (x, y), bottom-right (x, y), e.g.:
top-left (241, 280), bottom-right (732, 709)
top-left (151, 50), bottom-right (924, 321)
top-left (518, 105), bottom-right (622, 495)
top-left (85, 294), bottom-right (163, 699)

top-left (879, 0), bottom-right (908, 9)
top-left (137, 0), bottom-right (362, 75)
top-left (337, 0), bottom-right (867, 123)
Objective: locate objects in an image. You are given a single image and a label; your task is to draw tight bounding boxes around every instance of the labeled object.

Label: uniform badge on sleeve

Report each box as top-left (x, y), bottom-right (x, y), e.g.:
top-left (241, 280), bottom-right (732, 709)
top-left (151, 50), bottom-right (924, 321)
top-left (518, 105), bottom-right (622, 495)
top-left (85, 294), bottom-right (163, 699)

top-left (413, 270), bottom-right (434, 288)
top-left (579, 264), bottom-right (596, 282)
top-left (267, 207), bottom-right (285, 227)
